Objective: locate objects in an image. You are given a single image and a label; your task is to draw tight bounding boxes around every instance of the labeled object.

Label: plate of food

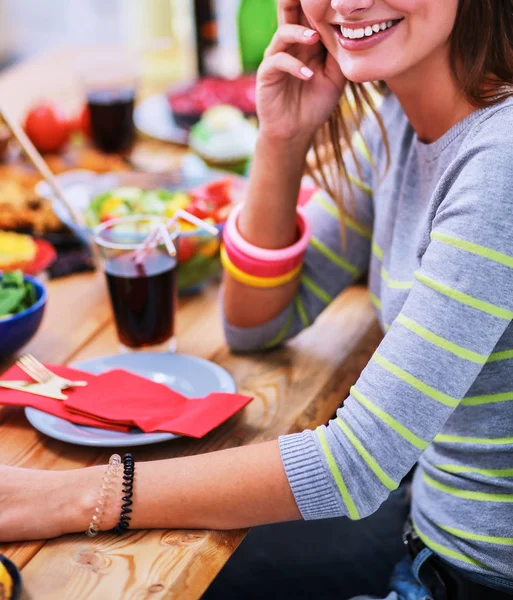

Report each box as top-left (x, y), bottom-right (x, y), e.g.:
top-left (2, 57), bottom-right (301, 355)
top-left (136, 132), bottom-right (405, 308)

top-left (134, 74), bottom-right (257, 145)
top-left (0, 231), bottom-right (56, 275)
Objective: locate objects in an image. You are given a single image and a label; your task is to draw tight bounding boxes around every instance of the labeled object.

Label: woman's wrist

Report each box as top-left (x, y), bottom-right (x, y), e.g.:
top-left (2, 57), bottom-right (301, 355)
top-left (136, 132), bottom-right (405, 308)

top-left (256, 132), bottom-right (312, 164)
top-left (65, 465), bottom-right (122, 535)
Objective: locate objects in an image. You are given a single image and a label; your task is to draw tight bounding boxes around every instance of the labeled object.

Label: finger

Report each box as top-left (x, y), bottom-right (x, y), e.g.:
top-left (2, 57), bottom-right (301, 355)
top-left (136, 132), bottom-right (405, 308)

top-left (259, 51), bottom-right (314, 82)
top-left (265, 24), bottom-right (319, 57)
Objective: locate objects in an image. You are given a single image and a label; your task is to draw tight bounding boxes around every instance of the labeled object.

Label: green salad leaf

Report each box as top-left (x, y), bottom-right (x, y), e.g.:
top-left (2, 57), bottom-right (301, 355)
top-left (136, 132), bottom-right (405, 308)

top-left (0, 270), bottom-right (37, 319)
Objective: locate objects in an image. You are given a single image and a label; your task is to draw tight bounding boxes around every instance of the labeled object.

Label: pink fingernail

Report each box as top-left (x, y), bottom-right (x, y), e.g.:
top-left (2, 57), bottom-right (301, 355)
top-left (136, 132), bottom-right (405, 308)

top-left (300, 66), bottom-right (314, 78)
top-left (304, 29), bottom-right (317, 38)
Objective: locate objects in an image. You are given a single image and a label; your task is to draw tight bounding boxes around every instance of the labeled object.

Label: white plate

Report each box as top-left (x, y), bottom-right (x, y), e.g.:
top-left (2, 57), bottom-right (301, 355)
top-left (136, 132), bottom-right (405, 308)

top-left (24, 352), bottom-right (236, 447)
top-left (134, 94), bottom-right (189, 145)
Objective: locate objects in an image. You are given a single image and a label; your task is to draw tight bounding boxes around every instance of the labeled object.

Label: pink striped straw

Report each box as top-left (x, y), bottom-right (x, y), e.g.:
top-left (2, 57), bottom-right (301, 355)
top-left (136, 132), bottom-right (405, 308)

top-left (132, 210), bottom-right (219, 265)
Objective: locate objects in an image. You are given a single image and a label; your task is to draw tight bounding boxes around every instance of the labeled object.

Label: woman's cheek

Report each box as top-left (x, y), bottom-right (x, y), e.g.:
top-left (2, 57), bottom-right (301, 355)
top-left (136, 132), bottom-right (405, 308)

top-left (300, 0), bottom-right (326, 25)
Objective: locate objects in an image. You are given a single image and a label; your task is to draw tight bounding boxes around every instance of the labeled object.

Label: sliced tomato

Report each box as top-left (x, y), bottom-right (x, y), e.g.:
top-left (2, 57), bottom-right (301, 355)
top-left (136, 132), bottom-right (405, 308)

top-left (186, 200), bottom-right (213, 221)
top-left (191, 177), bottom-right (232, 208)
top-left (213, 204), bottom-right (232, 224)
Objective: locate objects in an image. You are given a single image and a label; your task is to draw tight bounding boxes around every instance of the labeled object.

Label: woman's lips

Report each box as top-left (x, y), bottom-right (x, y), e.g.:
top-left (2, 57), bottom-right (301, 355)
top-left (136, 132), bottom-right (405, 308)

top-left (333, 19), bottom-right (403, 52)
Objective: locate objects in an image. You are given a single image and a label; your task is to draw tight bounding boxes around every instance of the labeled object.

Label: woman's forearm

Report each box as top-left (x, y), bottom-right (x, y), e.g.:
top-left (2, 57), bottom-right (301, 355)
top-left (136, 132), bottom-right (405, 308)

top-left (72, 441), bottom-right (301, 534)
top-left (223, 134), bottom-right (311, 328)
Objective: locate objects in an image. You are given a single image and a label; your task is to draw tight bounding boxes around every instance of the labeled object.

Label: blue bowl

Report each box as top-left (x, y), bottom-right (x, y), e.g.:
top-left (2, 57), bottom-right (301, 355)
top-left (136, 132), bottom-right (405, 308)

top-left (0, 275), bottom-right (47, 360)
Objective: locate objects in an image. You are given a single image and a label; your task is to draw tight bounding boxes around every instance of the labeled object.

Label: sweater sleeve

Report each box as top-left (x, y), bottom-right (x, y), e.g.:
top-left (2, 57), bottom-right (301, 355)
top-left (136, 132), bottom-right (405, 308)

top-left (279, 118), bottom-right (513, 520)
top-left (223, 138), bottom-right (375, 352)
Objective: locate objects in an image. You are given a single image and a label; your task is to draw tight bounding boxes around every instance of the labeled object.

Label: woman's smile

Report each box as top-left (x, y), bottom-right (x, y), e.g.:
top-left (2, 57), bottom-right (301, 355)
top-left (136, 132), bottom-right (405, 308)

top-left (332, 18), bottom-right (404, 51)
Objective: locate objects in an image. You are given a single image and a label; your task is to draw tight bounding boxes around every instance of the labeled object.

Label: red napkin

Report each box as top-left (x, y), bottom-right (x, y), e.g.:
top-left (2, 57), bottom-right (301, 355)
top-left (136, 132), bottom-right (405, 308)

top-left (0, 365), bottom-right (130, 432)
top-left (64, 369), bottom-right (253, 438)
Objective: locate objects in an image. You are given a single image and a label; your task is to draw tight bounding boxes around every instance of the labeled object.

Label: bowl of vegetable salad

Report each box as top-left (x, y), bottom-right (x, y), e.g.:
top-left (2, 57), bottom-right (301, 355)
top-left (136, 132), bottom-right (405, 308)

top-left (0, 271), bottom-right (47, 359)
top-left (37, 170), bottom-right (244, 293)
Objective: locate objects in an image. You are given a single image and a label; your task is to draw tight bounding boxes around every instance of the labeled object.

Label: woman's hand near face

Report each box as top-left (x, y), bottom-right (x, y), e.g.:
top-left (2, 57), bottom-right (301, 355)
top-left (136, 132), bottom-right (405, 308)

top-left (256, 0), bottom-right (346, 144)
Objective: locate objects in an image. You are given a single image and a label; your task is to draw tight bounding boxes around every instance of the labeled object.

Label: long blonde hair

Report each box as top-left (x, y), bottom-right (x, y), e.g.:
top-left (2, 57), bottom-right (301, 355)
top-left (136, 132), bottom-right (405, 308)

top-left (309, 0), bottom-right (513, 238)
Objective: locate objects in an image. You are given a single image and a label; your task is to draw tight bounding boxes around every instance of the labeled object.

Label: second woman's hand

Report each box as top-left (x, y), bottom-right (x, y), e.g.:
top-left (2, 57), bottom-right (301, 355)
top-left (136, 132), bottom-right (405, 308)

top-left (256, 0), bottom-right (346, 144)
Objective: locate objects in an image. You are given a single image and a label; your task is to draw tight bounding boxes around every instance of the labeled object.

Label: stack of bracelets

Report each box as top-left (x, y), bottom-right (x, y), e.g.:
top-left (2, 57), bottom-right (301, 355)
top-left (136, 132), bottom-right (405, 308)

top-left (86, 453), bottom-right (135, 538)
top-left (221, 203), bottom-right (312, 288)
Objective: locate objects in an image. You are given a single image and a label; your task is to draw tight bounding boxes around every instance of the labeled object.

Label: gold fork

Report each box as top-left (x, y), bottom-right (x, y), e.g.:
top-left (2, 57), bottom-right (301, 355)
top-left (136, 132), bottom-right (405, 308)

top-left (17, 354), bottom-right (88, 389)
top-left (0, 380), bottom-right (67, 400)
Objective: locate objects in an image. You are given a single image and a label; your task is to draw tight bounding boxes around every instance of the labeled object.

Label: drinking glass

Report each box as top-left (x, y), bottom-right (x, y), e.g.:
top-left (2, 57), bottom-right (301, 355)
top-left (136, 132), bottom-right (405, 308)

top-left (79, 56), bottom-right (138, 153)
top-left (94, 215), bottom-right (179, 353)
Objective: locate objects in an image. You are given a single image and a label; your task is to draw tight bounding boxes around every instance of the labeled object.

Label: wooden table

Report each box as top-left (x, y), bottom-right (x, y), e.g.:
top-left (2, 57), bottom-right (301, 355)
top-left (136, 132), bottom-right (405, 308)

top-left (0, 47), bottom-right (382, 600)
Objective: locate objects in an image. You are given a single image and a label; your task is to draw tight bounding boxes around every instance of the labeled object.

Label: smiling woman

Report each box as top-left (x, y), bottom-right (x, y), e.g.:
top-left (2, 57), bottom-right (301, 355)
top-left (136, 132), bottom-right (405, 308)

top-left (2, 1), bottom-right (513, 599)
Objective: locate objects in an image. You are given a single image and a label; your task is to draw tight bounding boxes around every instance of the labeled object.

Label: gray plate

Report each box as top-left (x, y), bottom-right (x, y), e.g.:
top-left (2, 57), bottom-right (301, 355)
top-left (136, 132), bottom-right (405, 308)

top-left (24, 352), bottom-right (236, 447)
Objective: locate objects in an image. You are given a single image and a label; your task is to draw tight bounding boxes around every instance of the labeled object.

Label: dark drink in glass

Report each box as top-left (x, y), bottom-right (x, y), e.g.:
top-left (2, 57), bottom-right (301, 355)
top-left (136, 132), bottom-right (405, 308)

top-left (104, 252), bottom-right (177, 350)
top-left (87, 87), bottom-right (136, 153)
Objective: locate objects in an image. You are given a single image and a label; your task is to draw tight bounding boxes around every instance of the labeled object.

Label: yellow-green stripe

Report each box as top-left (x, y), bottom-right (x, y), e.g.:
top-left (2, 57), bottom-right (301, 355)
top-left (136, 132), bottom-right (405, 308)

top-left (487, 349), bottom-right (513, 363)
top-left (415, 272), bottom-right (513, 320)
top-left (372, 239), bottom-right (383, 261)
top-left (310, 236), bottom-right (360, 277)
top-left (438, 524), bottom-right (513, 546)
top-left (295, 296), bottom-right (310, 328)
top-left (352, 131), bottom-right (374, 166)
top-left (351, 386), bottom-right (429, 450)
top-left (264, 309), bottom-right (293, 349)
top-left (396, 314), bottom-right (487, 365)
top-left (423, 472), bottom-right (513, 502)
top-left (381, 267), bottom-right (414, 290)
top-left (413, 522), bottom-right (485, 568)
top-left (301, 274), bottom-right (333, 305)
top-left (432, 231), bottom-right (513, 269)
top-left (312, 193), bottom-right (372, 239)
top-left (436, 464), bottom-right (513, 478)
top-left (316, 428), bottom-right (360, 520)
top-left (461, 391), bottom-right (513, 406)
top-left (369, 292), bottom-right (382, 311)
top-left (348, 173), bottom-right (372, 195)
top-left (435, 433), bottom-right (513, 446)
top-left (336, 417), bottom-right (397, 490)
top-left (373, 352), bottom-right (459, 408)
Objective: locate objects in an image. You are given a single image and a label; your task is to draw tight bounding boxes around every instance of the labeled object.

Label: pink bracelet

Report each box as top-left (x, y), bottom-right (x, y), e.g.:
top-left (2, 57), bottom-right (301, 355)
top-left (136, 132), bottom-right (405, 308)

top-left (225, 203), bottom-right (311, 262)
top-left (223, 227), bottom-right (304, 277)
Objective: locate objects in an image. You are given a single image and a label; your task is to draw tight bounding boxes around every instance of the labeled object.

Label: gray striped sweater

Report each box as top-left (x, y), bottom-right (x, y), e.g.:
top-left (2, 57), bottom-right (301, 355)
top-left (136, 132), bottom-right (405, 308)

top-left (223, 94), bottom-right (513, 579)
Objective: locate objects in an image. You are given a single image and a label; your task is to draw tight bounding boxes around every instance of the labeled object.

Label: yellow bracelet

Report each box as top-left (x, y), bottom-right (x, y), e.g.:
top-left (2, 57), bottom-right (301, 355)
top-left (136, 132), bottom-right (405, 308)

top-left (221, 245), bottom-right (302, 288)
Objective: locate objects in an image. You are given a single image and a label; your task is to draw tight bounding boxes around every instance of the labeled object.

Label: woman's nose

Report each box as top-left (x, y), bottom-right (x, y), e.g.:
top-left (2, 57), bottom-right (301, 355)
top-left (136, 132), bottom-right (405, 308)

top-left (330, 0), bottom-right (375, 16)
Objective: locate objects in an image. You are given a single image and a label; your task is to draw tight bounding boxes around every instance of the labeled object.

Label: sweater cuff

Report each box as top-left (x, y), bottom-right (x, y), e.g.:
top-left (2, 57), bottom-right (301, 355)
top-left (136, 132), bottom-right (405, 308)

top-left (221, 302), bottom-right (292, 352)
top-left (279, 430), bottom-right (345, 520)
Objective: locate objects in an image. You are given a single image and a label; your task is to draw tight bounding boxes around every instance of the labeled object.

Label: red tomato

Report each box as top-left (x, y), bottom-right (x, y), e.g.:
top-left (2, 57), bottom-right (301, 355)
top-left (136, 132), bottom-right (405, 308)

top-left (178, 237), bottom-right (196, 263)
top-left (214, 204), bottom-right (232, 224)
top-left (191, 178), bottom-right (232, 208)
top-left (79, 104), bottom-right (92, 137)
top-left (24, 103), bottom-right (70, 153)
top-left (186, 200), bottom-right (213, 221)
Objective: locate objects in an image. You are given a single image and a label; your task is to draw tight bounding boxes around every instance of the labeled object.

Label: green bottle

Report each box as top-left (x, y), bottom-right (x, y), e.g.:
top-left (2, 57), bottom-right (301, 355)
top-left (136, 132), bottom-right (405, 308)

top-left (237, 0), bottom-right (278, 73)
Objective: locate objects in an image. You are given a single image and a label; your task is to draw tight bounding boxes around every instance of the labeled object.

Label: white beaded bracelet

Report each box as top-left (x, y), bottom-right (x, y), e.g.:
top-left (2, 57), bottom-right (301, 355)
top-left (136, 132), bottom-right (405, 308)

top-left (86, 454), bottom-right (122, 538)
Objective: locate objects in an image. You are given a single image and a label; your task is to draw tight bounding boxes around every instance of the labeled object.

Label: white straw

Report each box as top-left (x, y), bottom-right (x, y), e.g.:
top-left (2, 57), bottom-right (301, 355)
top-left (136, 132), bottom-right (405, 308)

top-left (132, 209), bottom-right (218, 264)
top-left (168, 209), bottom-right (219, 237)
top-left (158, 223), bottom-right (177, 256)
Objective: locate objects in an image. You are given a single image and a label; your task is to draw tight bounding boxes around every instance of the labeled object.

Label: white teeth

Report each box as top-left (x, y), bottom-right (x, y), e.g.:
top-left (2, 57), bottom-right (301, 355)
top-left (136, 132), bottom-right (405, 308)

top-left (340, 20), bottom-right (396, 39)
